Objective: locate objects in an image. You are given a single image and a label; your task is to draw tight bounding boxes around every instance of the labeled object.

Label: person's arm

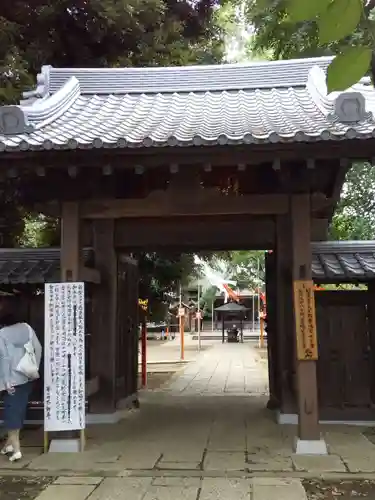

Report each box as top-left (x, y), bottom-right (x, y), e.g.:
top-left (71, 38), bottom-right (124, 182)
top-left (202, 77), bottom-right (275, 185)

top-left (0, 335), bottom-right (13, 392)
top-left (30, 328), bottom-right (42, 368)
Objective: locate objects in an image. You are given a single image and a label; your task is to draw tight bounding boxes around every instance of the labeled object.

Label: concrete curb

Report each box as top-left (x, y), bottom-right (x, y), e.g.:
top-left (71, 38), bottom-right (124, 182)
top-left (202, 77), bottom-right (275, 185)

top-left (5, 468), bottom-right (375, 480)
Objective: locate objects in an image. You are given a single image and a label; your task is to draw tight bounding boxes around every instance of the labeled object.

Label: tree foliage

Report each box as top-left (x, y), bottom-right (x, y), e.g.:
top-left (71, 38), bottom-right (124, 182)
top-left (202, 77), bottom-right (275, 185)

top-left (247, 0), bottom-right (375, 91)
top-left (3, 0), bottom-right (226, 315)
top-left (329, 162), bottom-right (375, 240)
top-left (248, 1), bottom-right (375, 241)
top-left (203, 250), bottom-right (265, 292)
top-left (0, 0), bottom-right (225, 104)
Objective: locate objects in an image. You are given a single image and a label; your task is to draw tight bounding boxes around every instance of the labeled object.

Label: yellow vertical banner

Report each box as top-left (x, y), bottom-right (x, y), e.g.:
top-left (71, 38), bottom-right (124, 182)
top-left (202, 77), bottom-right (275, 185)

top-left (293, 280), bottom-right (318, 361)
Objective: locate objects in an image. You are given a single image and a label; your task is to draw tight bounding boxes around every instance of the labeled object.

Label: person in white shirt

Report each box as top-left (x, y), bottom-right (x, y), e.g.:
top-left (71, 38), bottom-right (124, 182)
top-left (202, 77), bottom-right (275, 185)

top-left (0, 298), bottom-right (42, 462)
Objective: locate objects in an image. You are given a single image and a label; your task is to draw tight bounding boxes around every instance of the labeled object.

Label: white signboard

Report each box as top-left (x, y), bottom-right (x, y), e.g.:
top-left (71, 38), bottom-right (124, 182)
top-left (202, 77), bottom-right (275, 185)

top-left (44, 282), bottom-right (85, 432)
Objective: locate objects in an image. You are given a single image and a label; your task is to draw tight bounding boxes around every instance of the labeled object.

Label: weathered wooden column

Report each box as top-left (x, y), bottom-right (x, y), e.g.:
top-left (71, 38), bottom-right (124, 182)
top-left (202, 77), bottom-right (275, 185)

top-left (90, 220), bottom-right (118, 414)
top-left (61, 202), bottom-right (81, 282)
top-left (366, 282), bottom-right (375, 407)
top-left (291, 195), bottom-right (327, 454)
top-left (264, 250), bottom-right (279, 410)
top-left (275, 215), bottom-right (296, 416)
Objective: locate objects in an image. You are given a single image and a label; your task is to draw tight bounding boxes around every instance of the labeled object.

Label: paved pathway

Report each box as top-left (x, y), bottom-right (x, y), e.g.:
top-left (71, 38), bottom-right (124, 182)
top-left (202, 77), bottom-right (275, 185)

top-left (165, 341), bottom-right (268, 396)
top-left (4, 342), bottom-right (375, 499)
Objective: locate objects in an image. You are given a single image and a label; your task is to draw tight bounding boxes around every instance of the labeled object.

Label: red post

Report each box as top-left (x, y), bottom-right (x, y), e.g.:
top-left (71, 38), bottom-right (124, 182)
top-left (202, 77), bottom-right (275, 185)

top-left (141, 320), bottom-right (147, 387)
top-left (180, 314), bottom-right (185, 361)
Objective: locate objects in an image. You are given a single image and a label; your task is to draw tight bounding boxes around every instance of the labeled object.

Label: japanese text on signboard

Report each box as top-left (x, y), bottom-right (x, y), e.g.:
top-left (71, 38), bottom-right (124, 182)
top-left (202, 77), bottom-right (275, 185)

top-left (293, 280), bottom-right (318, 361)
top-left (44, 282), bottom-right (85, 432)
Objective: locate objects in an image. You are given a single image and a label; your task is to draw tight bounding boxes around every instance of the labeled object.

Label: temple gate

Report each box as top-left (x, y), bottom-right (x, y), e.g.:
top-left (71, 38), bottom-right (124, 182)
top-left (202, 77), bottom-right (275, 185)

top-left (0, 55), bottom-right (375, 452)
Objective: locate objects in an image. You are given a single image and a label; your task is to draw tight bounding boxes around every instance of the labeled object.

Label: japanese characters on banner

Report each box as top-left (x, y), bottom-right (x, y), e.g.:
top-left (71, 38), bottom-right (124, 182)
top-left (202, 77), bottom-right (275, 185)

top-left (293, 280), bottom-right (318, 361)
top-left (44, 282), bottom-right (85, 432)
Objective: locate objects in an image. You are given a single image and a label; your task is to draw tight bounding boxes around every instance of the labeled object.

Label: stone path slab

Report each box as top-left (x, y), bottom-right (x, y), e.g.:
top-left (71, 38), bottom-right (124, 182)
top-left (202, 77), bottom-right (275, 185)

top-left (292, 454), bottom-right (347, 473)
top-left (247, 451), bottom-right (293, 472)
top-left (200, 478), bottom-right (251, 500)
top-left (252, 478), bottom-right (307, 500)
top-left (204, 451), bottom-right (247, 471)
top-left (35, 484), bottom-right (96, 500)
top-left (87, 477), bottom-right (152, 500)
top-left (143, 485), bottom-right (199, 500)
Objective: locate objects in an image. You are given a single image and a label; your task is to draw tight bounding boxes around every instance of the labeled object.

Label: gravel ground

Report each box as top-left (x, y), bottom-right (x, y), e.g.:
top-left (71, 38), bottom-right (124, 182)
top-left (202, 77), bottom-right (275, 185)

top-left (0, 476), bottom-right (53, 499)
top-left (303, 479), bottom-right (375, 499)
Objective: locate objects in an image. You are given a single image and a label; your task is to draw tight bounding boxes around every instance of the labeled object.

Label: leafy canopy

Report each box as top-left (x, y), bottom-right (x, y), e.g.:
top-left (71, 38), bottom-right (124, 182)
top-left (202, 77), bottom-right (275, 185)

top-left (247, 0), bottom-right (375, 91)
top-left (3, 0), bottom-right (226, 316)
top-left (0, 0), bottom-right (225, 104)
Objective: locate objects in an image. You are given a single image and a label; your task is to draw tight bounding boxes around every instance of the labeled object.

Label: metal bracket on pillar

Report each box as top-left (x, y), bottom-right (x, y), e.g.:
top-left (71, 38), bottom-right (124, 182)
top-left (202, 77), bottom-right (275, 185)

top-left (272, 158), bottom-right (281, 171)
top-left (169, 163), bottom-right (179, 174)
top-left (102, 164), bottom-right (113, 176)
top-left (135, 165), bottom-right (145, 175)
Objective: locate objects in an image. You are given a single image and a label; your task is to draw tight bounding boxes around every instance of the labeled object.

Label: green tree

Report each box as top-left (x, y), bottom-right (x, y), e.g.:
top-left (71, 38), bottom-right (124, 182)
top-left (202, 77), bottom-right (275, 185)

top-left (329, 162), bottom-right (375, 240)
top-left (247, 0), bottom-right (375, 91)
top-left (201, 250), bottom-right (265, 293)
top-left (0, 0), bottom-right (224, 104)
top-left (2, 0), bottom-right (226, 317)
top-left (248, 1), bottom-right (375, 241)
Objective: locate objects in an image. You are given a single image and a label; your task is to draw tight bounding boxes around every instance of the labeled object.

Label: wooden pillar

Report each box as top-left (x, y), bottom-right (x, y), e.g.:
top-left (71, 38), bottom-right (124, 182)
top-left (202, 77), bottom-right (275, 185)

top-left (291, 195), bottom-right (320, 442)
top-left (61, 202), bottom-right (81, 281)
top-left (90, 220), bottom-right (117, 413)
top-left (264, 251), bottom-right (279, 409)
top-left (276, 215), bottom-right (295, 414)
top-left (367, 283), bottom-right (375, 406)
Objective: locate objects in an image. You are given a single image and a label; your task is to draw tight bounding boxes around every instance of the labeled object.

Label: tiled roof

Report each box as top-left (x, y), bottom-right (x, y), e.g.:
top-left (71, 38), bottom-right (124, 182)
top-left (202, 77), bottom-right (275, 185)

top-left (0, 56), bottom-right (375, 152)
top-left (0, 242), bottom-right (373, 284)
top-left (312, 241), bottom-right (375, 283)
top-left (0, 248), bottom-right (93, 284)
top-left (41, 57), bottom-right (334, 94)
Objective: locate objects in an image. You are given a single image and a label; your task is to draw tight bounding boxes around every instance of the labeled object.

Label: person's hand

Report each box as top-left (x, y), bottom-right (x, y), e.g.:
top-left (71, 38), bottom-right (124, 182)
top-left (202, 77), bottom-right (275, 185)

top-left (5, 383), bottom-right (15, 395)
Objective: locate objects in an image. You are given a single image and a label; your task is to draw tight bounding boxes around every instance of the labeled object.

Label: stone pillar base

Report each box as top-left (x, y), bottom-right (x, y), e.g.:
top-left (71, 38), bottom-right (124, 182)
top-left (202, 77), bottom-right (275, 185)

top-left (294, 437), bottom-right (328, 455)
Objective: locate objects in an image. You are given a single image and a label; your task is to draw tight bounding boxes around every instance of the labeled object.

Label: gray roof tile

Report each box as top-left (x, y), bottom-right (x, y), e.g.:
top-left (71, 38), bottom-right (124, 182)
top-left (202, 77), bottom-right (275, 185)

top-left (0, 248), bottom-right (93, 284)
top-left (311, 241), bottom-right (375, 282)
top-left (0, 242), bottom-right (374, 285)
top-left (0, 56), bottom-right (374, 152)
top-left (43, 56), bottom-right (334, 95)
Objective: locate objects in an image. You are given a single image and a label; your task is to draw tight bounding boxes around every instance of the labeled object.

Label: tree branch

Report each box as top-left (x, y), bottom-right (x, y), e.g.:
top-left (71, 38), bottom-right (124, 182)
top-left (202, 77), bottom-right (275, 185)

top-left (365, 0), bottom-right (375, 14)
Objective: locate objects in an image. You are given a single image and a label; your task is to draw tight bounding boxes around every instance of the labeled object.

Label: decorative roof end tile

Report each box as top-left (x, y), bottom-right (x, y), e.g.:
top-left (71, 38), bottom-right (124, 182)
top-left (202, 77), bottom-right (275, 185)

top-left (334, 92), bottom-right (372, 123)
top-left (0, 106), bottom-right (34, 136)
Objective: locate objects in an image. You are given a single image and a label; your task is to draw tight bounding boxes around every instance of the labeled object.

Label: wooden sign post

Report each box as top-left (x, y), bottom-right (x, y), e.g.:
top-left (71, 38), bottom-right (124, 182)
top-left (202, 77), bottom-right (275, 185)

top-left (293, 280), bottom-right (318, 361)
top-left (138, 299), bottom-right (148, 388)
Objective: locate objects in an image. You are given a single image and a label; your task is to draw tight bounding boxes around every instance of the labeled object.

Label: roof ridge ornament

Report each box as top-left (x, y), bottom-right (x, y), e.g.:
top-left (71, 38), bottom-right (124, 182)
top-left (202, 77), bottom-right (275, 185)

top-left (306, 66), bottom-right (335, 116)
top-left (0, 106), bottom-right (34, 136)
top-left (22, 65), bottom-right (51, 102)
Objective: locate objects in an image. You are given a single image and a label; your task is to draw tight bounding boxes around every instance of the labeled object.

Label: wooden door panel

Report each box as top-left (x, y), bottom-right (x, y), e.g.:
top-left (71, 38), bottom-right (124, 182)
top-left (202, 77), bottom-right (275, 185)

top-left (316, 291), bottom-right (371, 411)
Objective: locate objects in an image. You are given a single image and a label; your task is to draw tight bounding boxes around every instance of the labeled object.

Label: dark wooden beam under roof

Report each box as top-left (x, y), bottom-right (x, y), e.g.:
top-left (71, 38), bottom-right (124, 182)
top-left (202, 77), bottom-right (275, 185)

top-left (35, 192), bottom-right (332, 219)
top-left (1, 140), bottom-right (375, 169)
top-left (113, 216), bottom-right (330, 251)
top-left (114, 216), bottom-right (275, 250)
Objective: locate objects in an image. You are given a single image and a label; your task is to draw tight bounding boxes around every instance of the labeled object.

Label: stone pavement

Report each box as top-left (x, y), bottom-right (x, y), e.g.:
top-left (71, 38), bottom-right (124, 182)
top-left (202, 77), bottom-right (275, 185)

top-left (139, 334), bottom-right (216, 366)
top-left (164, 341), bottom-right (269, 395)
top-left (4, 342), bottom-right (375, 499)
